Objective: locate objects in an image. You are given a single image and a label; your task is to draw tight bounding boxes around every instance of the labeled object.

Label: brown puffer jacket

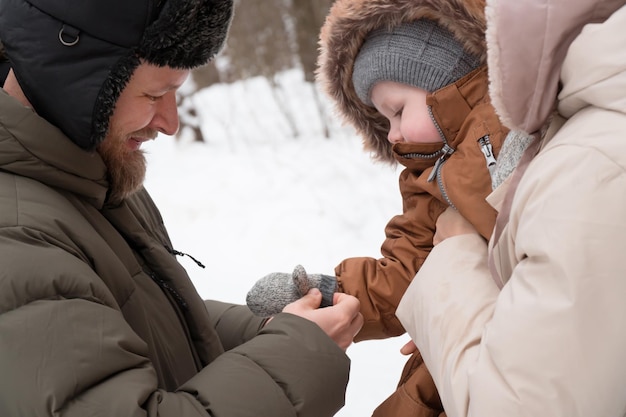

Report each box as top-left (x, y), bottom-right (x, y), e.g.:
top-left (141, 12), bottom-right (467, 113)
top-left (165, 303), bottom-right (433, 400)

top-left (317, 0), bottom-right (506, 415)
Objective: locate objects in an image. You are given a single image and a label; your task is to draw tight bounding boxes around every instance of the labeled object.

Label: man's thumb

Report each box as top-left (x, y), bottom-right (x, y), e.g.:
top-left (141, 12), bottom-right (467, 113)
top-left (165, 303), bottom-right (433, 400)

top-left (301, 288), bottom-right (322, 308)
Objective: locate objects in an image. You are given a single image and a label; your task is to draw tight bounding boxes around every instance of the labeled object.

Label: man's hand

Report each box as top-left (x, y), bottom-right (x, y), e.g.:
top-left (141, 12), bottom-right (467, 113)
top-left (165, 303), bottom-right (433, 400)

top-left (283, 289), bottom-right (363, 350)
top-left (434, 206), bottom-right (479, 245)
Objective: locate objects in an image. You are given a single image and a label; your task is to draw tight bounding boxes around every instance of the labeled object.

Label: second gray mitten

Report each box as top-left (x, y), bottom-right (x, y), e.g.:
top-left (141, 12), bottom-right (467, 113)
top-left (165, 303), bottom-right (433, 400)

top-left (246, 265), bottom-right (338, 317)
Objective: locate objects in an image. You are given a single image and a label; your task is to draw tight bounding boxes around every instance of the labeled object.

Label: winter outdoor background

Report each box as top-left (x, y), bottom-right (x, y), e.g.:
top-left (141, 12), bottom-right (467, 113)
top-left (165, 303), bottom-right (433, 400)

top-left (144, 69), bottom-right (413, 416)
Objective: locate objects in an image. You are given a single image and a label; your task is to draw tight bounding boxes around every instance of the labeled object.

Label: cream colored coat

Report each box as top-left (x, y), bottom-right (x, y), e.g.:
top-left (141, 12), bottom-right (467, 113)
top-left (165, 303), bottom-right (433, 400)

top-left (396, 1), bottom-right (626, 416)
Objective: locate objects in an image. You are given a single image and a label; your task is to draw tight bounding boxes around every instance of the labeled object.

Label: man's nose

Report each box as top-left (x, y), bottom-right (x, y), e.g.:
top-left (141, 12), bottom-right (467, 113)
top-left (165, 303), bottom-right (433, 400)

top-left (152, 92), bottom-right (180, 136)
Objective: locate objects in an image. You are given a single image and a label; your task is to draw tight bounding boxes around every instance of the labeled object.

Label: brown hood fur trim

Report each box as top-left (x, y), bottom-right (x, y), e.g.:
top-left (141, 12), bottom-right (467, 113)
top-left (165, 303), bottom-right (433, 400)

top-left (317, 0), bottom-right (486, 163)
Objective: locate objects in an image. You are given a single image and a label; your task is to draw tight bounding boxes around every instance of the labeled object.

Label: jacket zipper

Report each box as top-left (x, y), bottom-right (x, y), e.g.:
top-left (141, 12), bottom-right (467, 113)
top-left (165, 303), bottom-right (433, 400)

top-left (145, 247), bottom-right (202, 311)
top-left (478, 135), bottom-right (497, 179)
top-left (398, 106), bottom-right (456, 207)
top-left (147, 270), bottom-right (189, 311)
top-left (146, 268), bottom-right (203, 370)
top-left (426, 106), bottom-right (456, 208)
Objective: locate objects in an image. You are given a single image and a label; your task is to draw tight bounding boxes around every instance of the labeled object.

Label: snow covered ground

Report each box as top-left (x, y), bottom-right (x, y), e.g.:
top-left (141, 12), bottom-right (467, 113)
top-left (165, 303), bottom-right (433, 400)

top-left (145, 69), bottom-right (411, 416)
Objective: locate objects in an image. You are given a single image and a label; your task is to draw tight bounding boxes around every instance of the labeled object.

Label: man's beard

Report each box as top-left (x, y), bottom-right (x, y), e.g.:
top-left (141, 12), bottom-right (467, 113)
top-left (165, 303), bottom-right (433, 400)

top-left (97, 129), bottom-right (152, 205)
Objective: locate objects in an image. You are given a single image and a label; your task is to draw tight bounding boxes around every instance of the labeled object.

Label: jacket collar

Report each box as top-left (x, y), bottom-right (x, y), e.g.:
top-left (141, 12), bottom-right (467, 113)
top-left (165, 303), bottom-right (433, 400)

top-left (0, 89), bottom-right (109, 208)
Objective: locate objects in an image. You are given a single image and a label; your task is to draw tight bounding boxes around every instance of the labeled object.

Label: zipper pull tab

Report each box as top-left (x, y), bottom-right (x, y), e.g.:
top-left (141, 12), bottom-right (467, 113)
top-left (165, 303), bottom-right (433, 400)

top-left (478, 135), bottom-right (497, 177)
top-left (169, 247), bottom-right (206, 269)
top-left (427, 144), bottom-right (454, 182)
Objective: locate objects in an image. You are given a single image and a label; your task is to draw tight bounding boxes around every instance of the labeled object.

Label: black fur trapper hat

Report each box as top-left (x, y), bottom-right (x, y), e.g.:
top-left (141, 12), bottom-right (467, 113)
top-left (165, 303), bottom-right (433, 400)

top-left (0, 0), bottom-right (234, 150)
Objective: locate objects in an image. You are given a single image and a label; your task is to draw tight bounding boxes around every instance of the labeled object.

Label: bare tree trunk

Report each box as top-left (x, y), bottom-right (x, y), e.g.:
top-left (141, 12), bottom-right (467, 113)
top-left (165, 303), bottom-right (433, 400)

top-left (270, 75), bottom-right (298, 138)
top-left (288, 0), bottom-right (335, 137)
top-left (289, 0), bottom-right (334, 82)
top-left (174, 0), bottom-right (338, 142)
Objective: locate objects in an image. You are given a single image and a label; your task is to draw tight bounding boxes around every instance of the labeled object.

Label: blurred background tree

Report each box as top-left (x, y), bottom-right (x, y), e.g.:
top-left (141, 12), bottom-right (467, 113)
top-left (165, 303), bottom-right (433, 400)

top-left (178, 0), bottom-right (335, 142)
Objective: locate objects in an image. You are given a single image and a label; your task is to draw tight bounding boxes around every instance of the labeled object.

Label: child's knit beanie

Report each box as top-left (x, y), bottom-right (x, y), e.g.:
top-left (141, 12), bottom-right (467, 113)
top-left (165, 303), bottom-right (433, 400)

top-left (352, 19), bottom-right (481, 106)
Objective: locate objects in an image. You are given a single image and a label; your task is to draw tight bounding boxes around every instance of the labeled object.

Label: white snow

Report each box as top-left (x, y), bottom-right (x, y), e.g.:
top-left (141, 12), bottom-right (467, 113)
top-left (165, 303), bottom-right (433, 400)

top-left (145, 69), bottom-right (411, 416)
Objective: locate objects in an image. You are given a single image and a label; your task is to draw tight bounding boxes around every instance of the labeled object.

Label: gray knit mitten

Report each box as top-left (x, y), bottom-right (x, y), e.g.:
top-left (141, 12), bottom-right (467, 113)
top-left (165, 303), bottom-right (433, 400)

top-left (246, 265), bottom-right (338, 317)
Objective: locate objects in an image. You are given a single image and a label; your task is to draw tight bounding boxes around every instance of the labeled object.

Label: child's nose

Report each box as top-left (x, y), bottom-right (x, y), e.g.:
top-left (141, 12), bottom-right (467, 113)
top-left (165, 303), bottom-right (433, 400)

top-left (387, 125), bottom-right (403, 144)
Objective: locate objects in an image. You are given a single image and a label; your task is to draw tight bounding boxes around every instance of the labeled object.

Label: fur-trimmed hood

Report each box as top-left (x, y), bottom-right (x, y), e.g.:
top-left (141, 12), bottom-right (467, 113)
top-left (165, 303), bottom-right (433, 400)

top-left (317, 0), bottom-right (486, 163)
top-left (485, 0), bottom-right (625, 135)
top-left (0, 0), bottom-right (233, 151)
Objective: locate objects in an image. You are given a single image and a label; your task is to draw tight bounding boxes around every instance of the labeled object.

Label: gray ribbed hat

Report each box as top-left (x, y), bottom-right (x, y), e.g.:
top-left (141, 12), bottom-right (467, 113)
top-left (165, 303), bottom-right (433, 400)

top-left (352, 19), bottom-right (481, 105)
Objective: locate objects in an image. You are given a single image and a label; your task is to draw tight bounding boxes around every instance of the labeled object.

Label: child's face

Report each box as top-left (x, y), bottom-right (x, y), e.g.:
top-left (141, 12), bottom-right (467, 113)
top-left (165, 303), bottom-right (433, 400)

top-left (370, 81), bottom-right (442, 144)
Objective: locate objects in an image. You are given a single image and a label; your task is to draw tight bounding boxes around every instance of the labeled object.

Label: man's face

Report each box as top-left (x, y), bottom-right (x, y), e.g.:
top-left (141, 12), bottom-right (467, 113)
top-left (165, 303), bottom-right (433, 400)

top-left (97, 62), bottom-right (190, 204)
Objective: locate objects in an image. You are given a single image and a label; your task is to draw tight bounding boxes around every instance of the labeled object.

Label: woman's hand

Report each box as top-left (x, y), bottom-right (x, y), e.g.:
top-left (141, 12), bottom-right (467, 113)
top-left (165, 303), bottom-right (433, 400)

top-left (434, 206), bottom-right (479, 245)
top-left (400, 339), bottom-right (417, 355)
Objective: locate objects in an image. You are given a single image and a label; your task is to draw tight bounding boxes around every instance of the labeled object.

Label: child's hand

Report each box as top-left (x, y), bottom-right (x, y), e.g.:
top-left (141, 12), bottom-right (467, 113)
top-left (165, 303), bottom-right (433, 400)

top-left (246, 265), bottom-right (338, 317)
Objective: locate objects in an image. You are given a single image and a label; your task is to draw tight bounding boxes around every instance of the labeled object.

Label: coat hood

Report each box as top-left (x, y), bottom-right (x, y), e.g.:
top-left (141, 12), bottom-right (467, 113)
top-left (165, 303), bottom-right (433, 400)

top-left (317, 0), bottom-right (487, 163)
top-left (0, 0), bottom-right (233, 151)
top-left (485, 0), bottom-right (625, 135)
top-left (558, 4), bottom-right (626, 119)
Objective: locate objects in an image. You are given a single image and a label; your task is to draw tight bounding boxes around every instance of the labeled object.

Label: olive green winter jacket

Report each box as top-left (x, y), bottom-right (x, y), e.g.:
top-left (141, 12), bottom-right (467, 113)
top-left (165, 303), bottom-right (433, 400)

top-left (0, 88), bottom-right (350, 417)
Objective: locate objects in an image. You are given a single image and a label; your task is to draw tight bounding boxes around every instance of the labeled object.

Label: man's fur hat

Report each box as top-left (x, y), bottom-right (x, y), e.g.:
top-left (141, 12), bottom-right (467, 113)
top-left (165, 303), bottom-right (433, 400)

top-left (317, 0), bottom-right (486, 163)
top-left (0, 0), bottom-right (234, 150)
